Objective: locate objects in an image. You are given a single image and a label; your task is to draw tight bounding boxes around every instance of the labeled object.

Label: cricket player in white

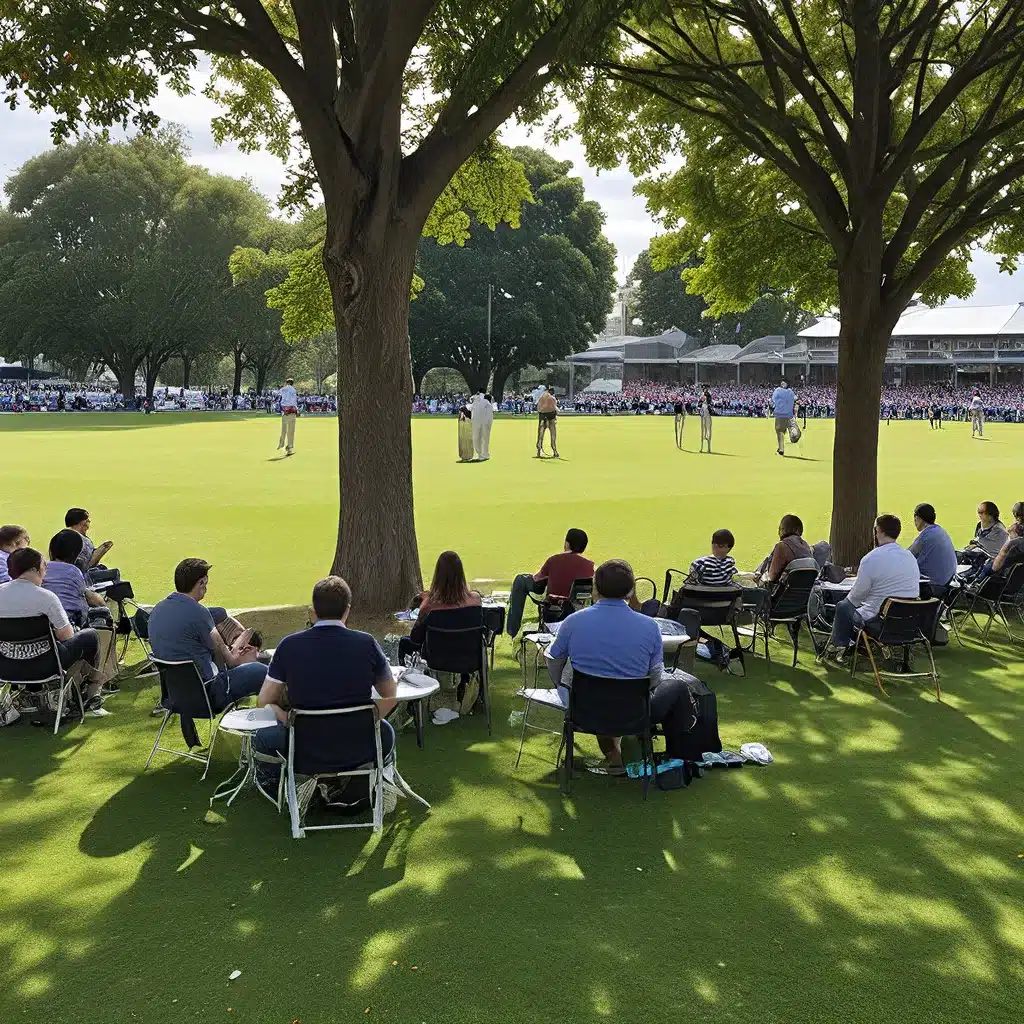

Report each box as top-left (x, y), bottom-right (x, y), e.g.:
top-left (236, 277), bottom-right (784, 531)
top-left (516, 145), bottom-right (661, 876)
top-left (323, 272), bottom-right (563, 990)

top-left (470, 392), bottom-right (494, 460)
top-left (969, 390), bottom-right (984, 437)
top-left (278, 377), bottom-right (299, 455)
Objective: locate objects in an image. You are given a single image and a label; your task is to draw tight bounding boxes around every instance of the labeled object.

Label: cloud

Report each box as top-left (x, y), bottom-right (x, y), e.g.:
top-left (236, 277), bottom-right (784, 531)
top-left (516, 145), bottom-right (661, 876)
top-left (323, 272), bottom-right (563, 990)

top-left (2, 85), bottom-right (1023, 306)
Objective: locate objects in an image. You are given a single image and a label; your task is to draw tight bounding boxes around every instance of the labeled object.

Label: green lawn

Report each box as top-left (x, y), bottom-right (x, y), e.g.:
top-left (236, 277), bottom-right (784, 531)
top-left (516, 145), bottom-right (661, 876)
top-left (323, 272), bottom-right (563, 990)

top-left (1, 412), bottom-right (1022, 1024)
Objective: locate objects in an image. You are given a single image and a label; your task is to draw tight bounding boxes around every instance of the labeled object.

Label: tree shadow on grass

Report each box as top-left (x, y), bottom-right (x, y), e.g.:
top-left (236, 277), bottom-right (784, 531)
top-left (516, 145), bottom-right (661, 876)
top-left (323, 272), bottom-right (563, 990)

top-left (1, 642), bottom-right (1022, 1023)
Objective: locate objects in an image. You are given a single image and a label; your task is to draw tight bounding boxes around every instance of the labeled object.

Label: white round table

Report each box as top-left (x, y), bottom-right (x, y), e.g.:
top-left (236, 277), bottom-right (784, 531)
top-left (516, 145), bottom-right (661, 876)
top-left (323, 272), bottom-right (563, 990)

top-left (380, 668), bottom-right (441, 747)
top-left (210, 707), bottom-right (280, 807)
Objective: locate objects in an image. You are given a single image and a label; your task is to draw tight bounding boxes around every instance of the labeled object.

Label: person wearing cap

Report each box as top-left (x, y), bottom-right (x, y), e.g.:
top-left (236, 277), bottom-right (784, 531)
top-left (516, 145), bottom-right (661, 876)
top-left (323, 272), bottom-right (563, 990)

top-left (148, 558), bottom-right (267, 713)
top-left (277, 377), bottom-right (299, 455)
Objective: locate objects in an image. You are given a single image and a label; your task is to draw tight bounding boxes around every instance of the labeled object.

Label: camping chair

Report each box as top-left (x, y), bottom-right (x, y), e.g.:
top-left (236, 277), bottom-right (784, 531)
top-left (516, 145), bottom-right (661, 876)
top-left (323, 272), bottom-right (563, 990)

top-left (527, 576), bottom-right (594, 631)
top-left (283, 705), bottom-right (429, 839)
top-left (105, 581), bottom-right (155, 675)
top-left (850, 598), bottom-right (941, 699)
top-left (557, 668), bottom-right (655, 799)
top-left (144, 657), bottom-right (239, 779)
top-left (667, 578), bottom-right (747, 676)
top-left (421, 606), bottom-right (493, 734)
top-left (952, 563), bottom-right (1024, 645)
top-left (744, 567), bottom-right (819, 666)
top-left (0, 614), bottom-right (84, 735)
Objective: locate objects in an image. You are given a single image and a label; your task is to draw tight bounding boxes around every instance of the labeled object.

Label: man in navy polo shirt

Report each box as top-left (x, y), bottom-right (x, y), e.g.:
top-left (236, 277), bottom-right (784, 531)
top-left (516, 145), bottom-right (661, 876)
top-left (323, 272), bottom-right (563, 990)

top-left (546, 558), bottom-right (697, 775)
top-left (254, 575), bottom-right (398, 767)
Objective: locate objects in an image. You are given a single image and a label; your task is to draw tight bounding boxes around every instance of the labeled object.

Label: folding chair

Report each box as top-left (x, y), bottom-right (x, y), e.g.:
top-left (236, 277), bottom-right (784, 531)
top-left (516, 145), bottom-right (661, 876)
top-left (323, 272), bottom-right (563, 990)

top-left (557, 668), bottom-right (655, 800)
top-left (527, 576), bottom-right (594, 631)
top-left (283, 705), bottom-right (429, 839)
top-left (422, 607), bottom-right (493, 734)
top-left (144, 657), bottom-right (238, 779)
top-left (665, 575), bottom-right (747, 676)
top-left (0, 614), bottom-right (84, 735)
top-left (744, 567), bottom-right (819, 666)
top-left (667, 607), bottom-right (700, 673)
top-left (850, 598), bottom-right (941, 699)
top-left (513, 684), bottom-right (568, 768)
top-left (105, 582), bottom-right (155, 675)
top-left (952, 563), bottom-right (1024, 645)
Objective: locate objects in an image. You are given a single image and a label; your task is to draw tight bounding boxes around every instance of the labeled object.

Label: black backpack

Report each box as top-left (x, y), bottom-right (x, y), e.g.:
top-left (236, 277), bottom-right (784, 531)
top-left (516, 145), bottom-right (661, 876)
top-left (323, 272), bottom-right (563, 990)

top-left (667, 672), bottom-right (722, 761)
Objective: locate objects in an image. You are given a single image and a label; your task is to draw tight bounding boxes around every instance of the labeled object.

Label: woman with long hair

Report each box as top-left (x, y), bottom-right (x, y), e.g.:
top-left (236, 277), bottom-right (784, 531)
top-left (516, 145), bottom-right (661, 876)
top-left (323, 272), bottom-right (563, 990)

top-left (399, 550), bottom-right (481, 659)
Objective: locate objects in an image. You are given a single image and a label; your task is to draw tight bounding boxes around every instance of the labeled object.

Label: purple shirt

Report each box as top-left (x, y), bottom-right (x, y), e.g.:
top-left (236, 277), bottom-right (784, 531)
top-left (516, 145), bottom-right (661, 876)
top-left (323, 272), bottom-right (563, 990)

top-left (43, 560), bottom-right (89, 619)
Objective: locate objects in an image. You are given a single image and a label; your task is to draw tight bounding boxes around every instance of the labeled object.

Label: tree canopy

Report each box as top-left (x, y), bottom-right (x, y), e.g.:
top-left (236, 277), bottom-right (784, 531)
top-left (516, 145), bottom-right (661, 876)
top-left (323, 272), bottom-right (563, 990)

top-left (408, 146), bottom-right (616, 399)
top-left (576, 1), bottom-right (1024, 561)
top-left (0, 132), bottom-right (290, 399)
top-left (628, 249), bottom-right (811, 343)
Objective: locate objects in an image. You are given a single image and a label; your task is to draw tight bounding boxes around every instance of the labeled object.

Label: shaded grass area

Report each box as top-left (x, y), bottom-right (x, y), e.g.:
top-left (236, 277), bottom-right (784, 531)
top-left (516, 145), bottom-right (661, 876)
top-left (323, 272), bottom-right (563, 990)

top-left (1, 413), bottom-right (1023, 1021)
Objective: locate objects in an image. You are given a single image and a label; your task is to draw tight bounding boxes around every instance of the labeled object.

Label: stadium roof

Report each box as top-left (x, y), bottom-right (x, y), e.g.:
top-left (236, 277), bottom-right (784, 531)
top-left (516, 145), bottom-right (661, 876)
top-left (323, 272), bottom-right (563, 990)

top-left (566, 329), bottom-right (702, 363)
top-left (679, 343), bottom-right (743, 363)
top-left (799, 302), bottom-right (1024, 338)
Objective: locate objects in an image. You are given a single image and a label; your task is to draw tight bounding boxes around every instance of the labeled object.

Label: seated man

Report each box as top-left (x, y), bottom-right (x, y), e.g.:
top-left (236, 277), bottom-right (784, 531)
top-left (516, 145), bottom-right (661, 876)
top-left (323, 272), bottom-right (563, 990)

top-left (907, 503), bottom-right (957, 588)
top-left (0, 547), bottom-right (108, 716)
top-left (43, 530), bottom-right (110, 626)
top-left (827, 514), bottom-right (921, 657)
top-left (546, 558), bottom-right (699, 775)
top-left (505, 528), bottom-right (595, 636)
top-left (959, 501), bottom-right (1008, 566)
top-left (687, 529), bottom-right (736, 585)
top-left (0, 524), bottom-right (30, 585)
top-left (254, 576), bottom-right (397, 784)
top-left (65, 508), bottom-right (114, 575)
top-left (148, 558), bottom-right (266, 714)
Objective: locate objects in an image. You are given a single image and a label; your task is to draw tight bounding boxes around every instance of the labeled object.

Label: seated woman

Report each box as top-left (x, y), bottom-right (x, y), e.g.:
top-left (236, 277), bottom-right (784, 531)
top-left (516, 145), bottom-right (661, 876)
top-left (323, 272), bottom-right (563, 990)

top-left (959, 500), bottom-right (1009, 566)
top-left (755, 514), bottom-right (814, 586)
top-left (399, 551), bottom-right (481, 665)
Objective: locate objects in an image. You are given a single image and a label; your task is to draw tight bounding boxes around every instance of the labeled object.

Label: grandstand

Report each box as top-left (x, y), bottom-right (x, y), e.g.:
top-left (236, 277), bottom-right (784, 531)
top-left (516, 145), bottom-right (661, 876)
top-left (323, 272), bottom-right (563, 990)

top-left (564, 302), bottom-right (1024, 394)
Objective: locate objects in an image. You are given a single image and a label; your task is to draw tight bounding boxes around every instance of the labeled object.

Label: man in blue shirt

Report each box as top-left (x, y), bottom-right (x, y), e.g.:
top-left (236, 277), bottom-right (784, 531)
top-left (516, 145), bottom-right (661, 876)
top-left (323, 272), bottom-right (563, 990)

top-left (148, 558), bottom-right (266, 710)
top-left (546, 559), bottom-right (699, 774)
top-left (908, 503), bottom-right (958, 588)
top-left (254, 576), bottom-right (398, 772)
top-left (771, 380), bottom-right (798, 456)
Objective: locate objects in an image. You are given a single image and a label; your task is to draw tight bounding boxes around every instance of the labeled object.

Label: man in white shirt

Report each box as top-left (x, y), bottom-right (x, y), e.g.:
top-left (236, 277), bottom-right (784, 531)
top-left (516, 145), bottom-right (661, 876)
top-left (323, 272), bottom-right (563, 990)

top-left (277, 377), bottom-right (299, 455)
top-left (828, 514), bottom-right (921, 654)
top-left (0, 547), bottom-right (108, 715)
top-left (470, 392), bottom-right (494, 460)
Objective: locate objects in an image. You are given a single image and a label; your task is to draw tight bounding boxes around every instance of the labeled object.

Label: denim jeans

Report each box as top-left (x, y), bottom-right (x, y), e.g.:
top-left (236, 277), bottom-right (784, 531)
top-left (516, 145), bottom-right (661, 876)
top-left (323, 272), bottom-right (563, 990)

top-left (506, 573), bottom-right (545, 636)
top-left (830, 597), bottom-right (871, 648)
top-left (205, 661), bottom-right (267, 712)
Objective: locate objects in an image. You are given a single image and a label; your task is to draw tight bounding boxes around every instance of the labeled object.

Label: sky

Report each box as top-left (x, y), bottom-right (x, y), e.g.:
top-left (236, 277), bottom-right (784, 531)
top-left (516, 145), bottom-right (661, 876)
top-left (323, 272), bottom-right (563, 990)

top-left (1, 78), bottom-right (1020, 305)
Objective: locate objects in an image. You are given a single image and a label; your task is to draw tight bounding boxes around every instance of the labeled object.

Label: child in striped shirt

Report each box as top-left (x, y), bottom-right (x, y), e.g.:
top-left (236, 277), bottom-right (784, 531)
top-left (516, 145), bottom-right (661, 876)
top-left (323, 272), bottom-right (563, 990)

top-left (688, 529), bottom-right (737, 586)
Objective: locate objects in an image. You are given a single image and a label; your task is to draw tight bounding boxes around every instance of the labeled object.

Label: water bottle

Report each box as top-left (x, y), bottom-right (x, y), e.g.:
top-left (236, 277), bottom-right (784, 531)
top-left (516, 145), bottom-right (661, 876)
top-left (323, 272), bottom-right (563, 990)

top-left (509, 711), bottom-right (526, 727)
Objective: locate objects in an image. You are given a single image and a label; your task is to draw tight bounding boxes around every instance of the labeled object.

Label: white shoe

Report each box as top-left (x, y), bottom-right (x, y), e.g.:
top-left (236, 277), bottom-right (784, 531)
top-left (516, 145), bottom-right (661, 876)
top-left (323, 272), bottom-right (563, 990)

top-left (431, 707), bottom-right (460, 726)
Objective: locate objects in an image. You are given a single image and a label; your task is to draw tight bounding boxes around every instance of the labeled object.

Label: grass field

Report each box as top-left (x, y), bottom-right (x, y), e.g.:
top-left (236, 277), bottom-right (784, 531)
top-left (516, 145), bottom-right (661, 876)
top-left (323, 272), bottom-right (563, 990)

top-left (1, 412), bottom-right (1022, 1024)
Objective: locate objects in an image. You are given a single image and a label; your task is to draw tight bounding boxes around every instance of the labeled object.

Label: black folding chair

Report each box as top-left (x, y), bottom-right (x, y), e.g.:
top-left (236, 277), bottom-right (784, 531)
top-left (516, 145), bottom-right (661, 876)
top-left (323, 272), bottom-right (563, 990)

top-left (745, 567), bottom-right (819, 665)
top-left (145, 657), bottom-right (240, 779)
top-left (0, 614), bottom-right (84, 735)
top-left (851, 598), bottom-right (941, 700)
top-left (528, 576), bottom-right (594, 631)
top-left (421, 606), bottom-right (493, 734)
top-left (557, 668), bottom-right (655, 799)
top-left (667, 607), bottom-right (700, 673)
top-left (666, 577), bottom-right (747, 676)
top-left (952, 563), bottom-right (1024, 645)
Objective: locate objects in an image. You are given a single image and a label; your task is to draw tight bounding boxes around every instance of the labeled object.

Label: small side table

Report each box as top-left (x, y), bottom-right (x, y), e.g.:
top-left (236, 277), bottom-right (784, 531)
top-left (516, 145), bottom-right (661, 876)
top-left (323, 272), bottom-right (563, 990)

top-left (210, 707), bottom-right (279, 807)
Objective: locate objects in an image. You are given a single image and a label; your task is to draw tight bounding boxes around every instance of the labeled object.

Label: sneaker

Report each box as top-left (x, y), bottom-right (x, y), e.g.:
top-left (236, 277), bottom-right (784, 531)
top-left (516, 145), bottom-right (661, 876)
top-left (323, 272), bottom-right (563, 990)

top-left (431, 707), bottom-right (460, 726)
top-left (552, 450), bottom-right (560, 458)
top-left (151, 701), bottom-right (169, 716)
top-left (101, 681), bottom-right (121, 696)
top-left (777, 448), bottom-right (784, 456)
top-left (83, 694), bottom-right (112, 718)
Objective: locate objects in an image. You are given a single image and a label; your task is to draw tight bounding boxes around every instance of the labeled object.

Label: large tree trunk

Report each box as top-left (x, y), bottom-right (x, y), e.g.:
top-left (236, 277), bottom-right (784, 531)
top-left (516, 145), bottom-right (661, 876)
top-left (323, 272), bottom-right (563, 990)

top-left (491, 364), bottom-right (517, 404)
top-left (326, 218), bottom-right (423, 610)
top-left (181, 354), bottom-right (192, 390)
top-left (255, 365), bottom-right (268, 395)
top-left (232, 348), bottom-right (244, 396)
top-left (115, 365), bottom-right (137, 405)
top-left (830, 260), bottom-right (900, 566)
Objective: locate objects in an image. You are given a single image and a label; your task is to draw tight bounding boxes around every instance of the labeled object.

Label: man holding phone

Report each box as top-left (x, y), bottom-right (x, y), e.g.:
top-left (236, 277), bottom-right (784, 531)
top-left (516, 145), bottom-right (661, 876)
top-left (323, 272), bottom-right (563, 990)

top-left (148, 558), bottom-right (267, 712)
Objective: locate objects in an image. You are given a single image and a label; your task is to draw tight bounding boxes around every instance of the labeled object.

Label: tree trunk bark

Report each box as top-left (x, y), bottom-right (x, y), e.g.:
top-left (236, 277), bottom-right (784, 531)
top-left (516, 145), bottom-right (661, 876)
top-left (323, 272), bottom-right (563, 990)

top-left (255, 365), bottom-right (267, 395)
top-left (116, 365), bottom-right (137, 405)
top-left (233, 349), bottom-right (244, 396)
top-left (491, 365), bottom-right (516, 404)
top-left (830, 292), bottom-right (898, 567)
top-left (326, 220), bottom-right (423, 611)
top-left (182, 354), bottom-right (192, 390)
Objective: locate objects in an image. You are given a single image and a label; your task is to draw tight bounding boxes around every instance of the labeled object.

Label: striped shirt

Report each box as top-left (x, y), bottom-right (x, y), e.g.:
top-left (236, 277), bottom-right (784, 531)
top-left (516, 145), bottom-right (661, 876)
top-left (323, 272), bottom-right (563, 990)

top-left (688, 554), bottom-right (737, 586)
